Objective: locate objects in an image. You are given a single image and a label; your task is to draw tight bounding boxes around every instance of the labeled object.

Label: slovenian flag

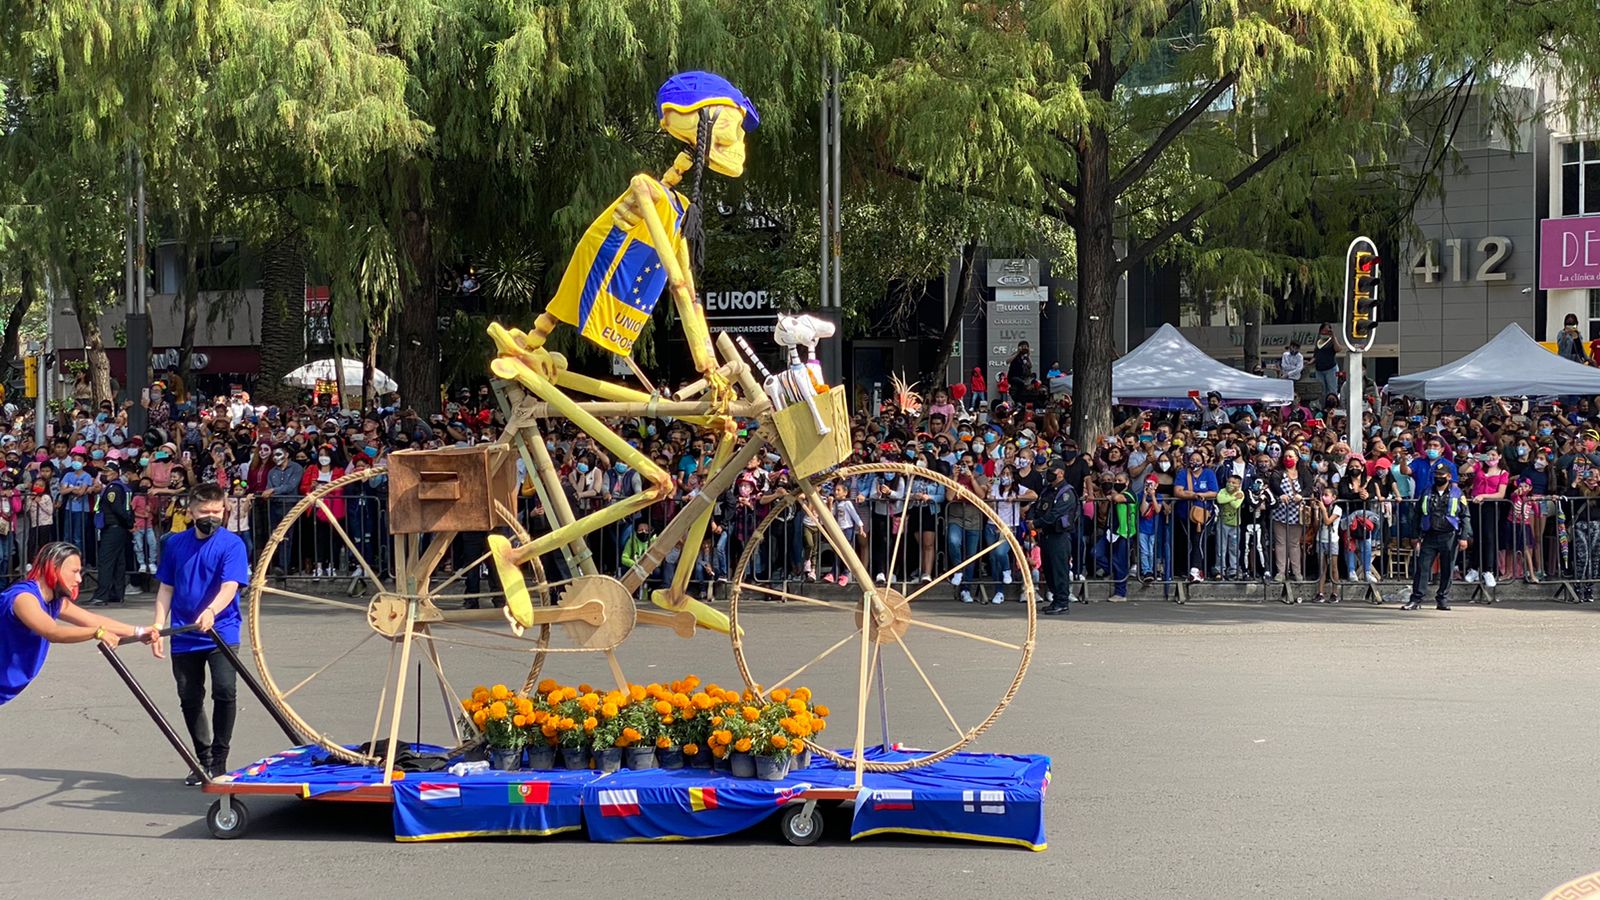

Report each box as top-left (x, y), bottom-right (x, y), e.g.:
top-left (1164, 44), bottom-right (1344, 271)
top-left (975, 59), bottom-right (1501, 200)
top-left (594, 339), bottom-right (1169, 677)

top-left (598, 789), bottom-right (640, 817)
top-left (418, 783), bottom-right (461, 805)
top-left (872, 789), bottom-right (914, 811)
top-left (688, 787), bottom-right (718, 812)
top-left (508, 782), bottom-right (551, 805)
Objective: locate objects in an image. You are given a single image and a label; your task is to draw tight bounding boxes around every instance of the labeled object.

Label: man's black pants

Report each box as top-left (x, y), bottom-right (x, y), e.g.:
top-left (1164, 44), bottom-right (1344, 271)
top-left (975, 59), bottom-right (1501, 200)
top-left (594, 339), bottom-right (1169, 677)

top-left (1041, 531), bottom-right (1073, 609)
top-left (172, 646), bottom-right (238, 770)
top-left (1409, 530), bottom-right (1460, 606)
top-left (91, 527), bottom-right (129, 603)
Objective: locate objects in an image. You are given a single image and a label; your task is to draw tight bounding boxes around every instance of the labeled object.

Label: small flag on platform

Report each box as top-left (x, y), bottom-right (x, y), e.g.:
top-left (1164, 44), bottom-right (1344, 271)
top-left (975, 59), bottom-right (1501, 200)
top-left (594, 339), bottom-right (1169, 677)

top-left (872, 789), bottom-right (914, 811)
top-left (509, 782), bottom-right (551, 805)
top-left (963, 789), bottom-right (1005, 814)
top-left (773, 784), bottom-right (808, 805)
top-left (598, 789), bottom-right (640, 817)
top-left (688, 787), bottom-right (718, 812)
top-left (418, 783), bottom-right (461, 804)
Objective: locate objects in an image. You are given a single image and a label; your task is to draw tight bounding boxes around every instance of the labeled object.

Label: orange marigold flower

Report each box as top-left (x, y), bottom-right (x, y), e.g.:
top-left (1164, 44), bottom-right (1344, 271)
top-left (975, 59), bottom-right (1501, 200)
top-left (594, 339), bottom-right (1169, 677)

top-left (684, 675), bottom-right (700, 689)
top-left (693, 693), bottom-right (716, 710)
top-left (770, 687), bottom-right (790, 703)
top-left (490, 684), bottom-right (510, 701)
top-left (541, 724), bottom-right (558, 738)
top-left (654, 700), bottom-right (673, 716)
top-left (741, 706), bottom-right (760, 722)
top-left (721, 689), bottom-right (740, 703)
top-left (578, 683), bottom-right (594, 694)
top-left (537, 679), bottom-right (559, 694)
top-left (460, 698), bottom-right (474, 712)
top-left (622, 727), bottom-right (642, 742)
top-left (578, 693), bottom-right (601, 714)
top-left (714, 729), bottom-right (733, 745)
top-left (489, 701), bottom-right (508, 720)
top-left (601, 702), bottom-right (619, 718)
top-left (605, 690), bottom-right (627, 708)
top-left (814, 704), bottom-right (831, 717)
top-left (513, 714), bottom-right (527, 727)
top-left (734, 737), bottom-right (753, 753)
top-left (656, 735), bottom-right (672, 749)
top-left (583, 716), bottom-right (598, 731)
top-left (770, 735), bottom-right (788, 749)
top-left (793, 687), bottom-right (811, 702)
top-left (472, 709), bottom-right (488, 728)
top-left (682, 742), bottom-right (700, 756)
top-left (532, 710), bottom-right (547, 724)
top-left (628, 684), bottom-right (647, 702)
top-left (787, 698), bottom-right (807, 713)
top-left (662, 716), bottom-right (674, 725)
top-left (711, 745), bottom-right (727, 759)
top-left (711, 715), bottom-right (724, 727)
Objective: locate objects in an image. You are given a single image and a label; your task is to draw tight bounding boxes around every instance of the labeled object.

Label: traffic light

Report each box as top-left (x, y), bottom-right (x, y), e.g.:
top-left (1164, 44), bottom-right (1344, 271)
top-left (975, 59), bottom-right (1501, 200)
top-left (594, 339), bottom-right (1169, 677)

top-left (1340, 236), bottom-right (1380, 353)
top-left (23, 356), bottom-right (36, 398)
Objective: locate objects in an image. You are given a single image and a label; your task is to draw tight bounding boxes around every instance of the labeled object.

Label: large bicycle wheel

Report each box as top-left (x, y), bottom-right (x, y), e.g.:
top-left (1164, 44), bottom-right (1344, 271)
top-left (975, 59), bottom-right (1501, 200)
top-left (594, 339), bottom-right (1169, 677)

top-left (245, 467), bottom-right (554, 765)
top-left (728, 461), bottom-right (1036, 772)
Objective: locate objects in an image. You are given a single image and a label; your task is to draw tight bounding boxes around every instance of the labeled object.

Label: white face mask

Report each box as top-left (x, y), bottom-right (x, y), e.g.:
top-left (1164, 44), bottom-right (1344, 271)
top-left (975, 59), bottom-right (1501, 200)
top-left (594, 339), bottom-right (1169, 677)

top-left (318, 455), bottom-right (332, 466)
top-left (1158, 461), bottom-right (1171, 472)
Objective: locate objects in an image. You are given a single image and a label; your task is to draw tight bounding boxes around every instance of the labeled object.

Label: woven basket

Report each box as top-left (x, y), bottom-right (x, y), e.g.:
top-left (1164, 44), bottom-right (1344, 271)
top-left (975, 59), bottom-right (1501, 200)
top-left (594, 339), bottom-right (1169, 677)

top-left (771, 387), bottom-right (850, 479)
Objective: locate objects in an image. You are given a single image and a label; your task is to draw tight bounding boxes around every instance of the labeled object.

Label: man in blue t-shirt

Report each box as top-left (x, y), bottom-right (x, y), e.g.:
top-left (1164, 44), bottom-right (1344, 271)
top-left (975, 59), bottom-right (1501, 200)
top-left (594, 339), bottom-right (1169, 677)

top-left (151, 483), bottom-right (250, 785)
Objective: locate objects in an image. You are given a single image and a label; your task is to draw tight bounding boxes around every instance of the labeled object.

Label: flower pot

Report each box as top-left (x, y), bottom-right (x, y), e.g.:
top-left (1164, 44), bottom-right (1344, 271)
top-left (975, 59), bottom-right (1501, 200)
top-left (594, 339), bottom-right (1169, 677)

top-left (688, 747), bottom-right (713, 770)
top-left (594, 747), bottom-right (625, 773)
top-left (625, 746), bottom-right (658, 770)
top-left (793, 748), bottom-right (813, 771)
top-left (488, 747), bottom-right (523, 771)
top-left (559, 746), bottom-right (590, 770)
top-left (525, 744), bottom-right (556, 770)
top-left (753, 754), bottom-right (790, 781)
top-left (712, 751), bottom-right (731, 772)
top-left (729, 751), bottom-right (757, 778)
top-left (657, 746), bottom-right (685, 770)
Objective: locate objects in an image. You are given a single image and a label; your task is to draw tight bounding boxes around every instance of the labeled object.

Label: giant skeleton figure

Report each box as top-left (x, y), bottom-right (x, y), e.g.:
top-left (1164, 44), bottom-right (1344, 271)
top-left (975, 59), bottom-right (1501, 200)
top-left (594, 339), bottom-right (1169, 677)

top-left (485, 73), bottom-right (758, 634)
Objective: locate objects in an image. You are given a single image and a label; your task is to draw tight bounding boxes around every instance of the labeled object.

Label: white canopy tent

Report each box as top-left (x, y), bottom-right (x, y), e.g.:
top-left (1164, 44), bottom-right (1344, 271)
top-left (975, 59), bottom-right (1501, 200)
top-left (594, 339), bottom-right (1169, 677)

top-left (284, 358), bottom-right (399, 394)
top-left (1385, 323), bottom-right (1600, 400)
top-left (1053, 323), bottom-right (1296, 408)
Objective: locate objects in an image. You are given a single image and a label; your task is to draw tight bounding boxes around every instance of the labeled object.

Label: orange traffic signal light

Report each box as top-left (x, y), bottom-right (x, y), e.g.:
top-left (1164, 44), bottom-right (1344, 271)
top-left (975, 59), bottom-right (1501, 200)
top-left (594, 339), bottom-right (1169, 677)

top-left (1341, 237), bottom-right (1380, 353)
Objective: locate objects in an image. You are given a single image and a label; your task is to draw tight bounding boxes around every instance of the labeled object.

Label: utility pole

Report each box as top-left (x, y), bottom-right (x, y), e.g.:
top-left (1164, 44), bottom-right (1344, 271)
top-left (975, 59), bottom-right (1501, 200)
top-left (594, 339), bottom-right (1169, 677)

top-left (127, 148), bottom-right (151, 437)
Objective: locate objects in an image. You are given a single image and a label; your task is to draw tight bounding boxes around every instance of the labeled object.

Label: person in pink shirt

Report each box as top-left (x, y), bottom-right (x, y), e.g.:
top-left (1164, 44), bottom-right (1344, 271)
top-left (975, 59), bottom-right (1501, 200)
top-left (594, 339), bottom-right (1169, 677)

top-left (131, 476), bottom-right (157, 576)
top-left (1464, 446), bottom-right (1509, 588)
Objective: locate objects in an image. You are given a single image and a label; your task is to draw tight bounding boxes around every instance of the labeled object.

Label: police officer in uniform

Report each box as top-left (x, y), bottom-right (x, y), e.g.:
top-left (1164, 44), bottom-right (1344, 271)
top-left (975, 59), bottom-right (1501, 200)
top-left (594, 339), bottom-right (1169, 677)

top-left (1037, 459), bottom-right (1076, 617)
top-left (1402, 462), bottom-right (1473, 611)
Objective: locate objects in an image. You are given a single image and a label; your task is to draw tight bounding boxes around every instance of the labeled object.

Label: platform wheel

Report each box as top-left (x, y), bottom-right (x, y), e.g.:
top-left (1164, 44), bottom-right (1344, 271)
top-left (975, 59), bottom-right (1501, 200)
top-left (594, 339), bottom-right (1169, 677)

top-left (207, 797), bottom-right (250, 840)
top-left (778, 803), bottom-right (823, 846)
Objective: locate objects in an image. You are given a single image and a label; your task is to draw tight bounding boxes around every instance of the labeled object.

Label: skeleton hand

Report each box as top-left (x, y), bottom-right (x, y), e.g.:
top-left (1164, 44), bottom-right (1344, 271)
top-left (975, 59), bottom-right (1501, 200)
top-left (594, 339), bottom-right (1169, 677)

top-left (706, 367), bottom-right (735, 413)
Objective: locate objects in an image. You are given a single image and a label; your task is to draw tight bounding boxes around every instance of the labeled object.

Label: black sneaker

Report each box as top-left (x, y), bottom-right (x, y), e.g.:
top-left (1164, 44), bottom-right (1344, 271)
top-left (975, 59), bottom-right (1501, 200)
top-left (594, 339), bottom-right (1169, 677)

top-left (1436, 601), bottom-right (1452, 611)
top-left (1042, 602), bottom-right (1071, 616)
top-left (184, 769), bottom-right (206, 787)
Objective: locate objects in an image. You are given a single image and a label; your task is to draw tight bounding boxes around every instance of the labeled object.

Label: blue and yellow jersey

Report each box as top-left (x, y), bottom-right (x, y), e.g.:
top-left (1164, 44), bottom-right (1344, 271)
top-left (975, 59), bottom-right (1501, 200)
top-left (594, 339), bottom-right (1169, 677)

top-left (548, 180), bottom-right (687, 357)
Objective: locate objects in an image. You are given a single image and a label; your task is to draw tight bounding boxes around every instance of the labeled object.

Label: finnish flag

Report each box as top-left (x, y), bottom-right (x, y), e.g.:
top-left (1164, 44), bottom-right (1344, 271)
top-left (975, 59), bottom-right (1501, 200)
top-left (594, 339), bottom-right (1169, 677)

top-left (963, 789), bottom-right (1005, 815)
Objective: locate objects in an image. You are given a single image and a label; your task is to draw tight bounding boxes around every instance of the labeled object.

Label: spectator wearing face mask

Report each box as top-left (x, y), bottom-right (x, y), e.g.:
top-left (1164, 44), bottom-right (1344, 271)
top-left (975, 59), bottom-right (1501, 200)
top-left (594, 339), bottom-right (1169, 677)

top-left (298, 447), bottom-right (346, 580)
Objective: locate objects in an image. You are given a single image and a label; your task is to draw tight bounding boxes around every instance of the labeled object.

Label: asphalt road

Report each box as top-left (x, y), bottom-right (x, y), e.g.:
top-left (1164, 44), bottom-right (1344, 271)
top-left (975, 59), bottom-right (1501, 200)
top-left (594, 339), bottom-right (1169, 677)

top-left (2, 589), bottom-right (1597, 900)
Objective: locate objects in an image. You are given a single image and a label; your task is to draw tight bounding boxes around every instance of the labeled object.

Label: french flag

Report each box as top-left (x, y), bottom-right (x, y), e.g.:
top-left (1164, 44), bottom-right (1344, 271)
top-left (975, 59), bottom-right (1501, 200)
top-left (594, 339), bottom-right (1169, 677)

top-left (598, 789), bottom-right (640, 817)
top-left (872, 789), bottom-right (914, 811)
top-left (418, 783), bottom-right (461, 805)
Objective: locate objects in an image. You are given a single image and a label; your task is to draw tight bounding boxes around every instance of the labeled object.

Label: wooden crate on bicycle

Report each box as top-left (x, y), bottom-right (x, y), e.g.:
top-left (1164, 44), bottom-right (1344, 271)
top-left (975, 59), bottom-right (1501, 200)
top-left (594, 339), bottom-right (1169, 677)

top-left (385, 445), bottom-right (518, 534)
top-left (770, 387), bottom-right (850, 479)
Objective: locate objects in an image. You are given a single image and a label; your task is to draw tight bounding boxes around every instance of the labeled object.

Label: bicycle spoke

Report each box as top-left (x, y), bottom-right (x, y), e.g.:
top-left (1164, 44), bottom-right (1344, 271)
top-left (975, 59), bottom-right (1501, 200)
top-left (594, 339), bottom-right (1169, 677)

top-left (370, 638), bottom-right (400, 750)
top-left (893, 631), bottom-right (963, 737)
top-left (903, 537), bottom-right (1008, 604)
top-left (313, 499), bottom-right (389, 597)
top-left (767, 627), bottom-right (863, 692)
top-left (282, 631), bottom-right (379, 699)
top-left (260, 584), bottom-right (369, 613)
top-left (888, 474), bottom-right (915, 588)
top-left (428, 546), bottom-right (496, 598)
top-left (903, 616), bottom-right (1023, 651)
top-left (739, 582), bottom-right (854, 612)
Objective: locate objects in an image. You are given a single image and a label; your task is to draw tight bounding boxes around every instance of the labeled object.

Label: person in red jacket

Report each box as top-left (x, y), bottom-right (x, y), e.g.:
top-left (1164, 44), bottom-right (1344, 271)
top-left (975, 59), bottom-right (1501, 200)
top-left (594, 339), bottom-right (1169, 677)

top-left (996, 371), bottom-right (1011, 403)
top-left (969, 366), bottom-right (986, 404)
top-left (297, 446), bottom-right (346, 580)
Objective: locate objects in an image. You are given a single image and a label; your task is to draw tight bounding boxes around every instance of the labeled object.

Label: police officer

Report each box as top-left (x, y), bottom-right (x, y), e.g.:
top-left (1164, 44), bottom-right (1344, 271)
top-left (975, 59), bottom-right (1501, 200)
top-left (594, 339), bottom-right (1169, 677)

top-left (1036, 458), bottom-right (1077, 617)
top-left (1402, 462), bottom-right (1473, 611)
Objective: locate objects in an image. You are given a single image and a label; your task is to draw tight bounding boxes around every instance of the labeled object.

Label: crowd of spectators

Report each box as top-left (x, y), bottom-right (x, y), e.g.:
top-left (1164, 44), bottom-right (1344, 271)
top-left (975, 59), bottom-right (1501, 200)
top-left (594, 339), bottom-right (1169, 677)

top-left (10, 344), bottom-right (1600, 609)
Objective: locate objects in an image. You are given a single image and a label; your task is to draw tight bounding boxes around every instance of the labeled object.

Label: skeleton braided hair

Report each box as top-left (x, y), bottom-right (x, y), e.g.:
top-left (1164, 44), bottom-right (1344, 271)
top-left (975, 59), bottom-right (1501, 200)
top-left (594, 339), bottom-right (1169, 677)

top-left (682, 108), bottom-right (716, 278)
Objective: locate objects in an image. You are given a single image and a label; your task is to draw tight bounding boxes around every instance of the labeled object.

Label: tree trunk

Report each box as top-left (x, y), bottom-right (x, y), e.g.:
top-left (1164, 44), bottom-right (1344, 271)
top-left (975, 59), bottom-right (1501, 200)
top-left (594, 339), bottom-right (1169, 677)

top-left (1242, 294), bottom-right (1262, 372)
top-left (1070, 125), bottom-right (1118, 445)
top-left (2, 266), bottom-right (38, 384)
top-left (257, 231), bottom-right (306, 405)
top-left (65, 269), bottom-right (113, 406)
top-left (177, 208), bottom-right (201, 388)
top-left (395, 168), bottom-right (439, 416)
top-left (922, 241), bottom-right (979, 393)
top-left (362, 310), bottom-right (384, 411)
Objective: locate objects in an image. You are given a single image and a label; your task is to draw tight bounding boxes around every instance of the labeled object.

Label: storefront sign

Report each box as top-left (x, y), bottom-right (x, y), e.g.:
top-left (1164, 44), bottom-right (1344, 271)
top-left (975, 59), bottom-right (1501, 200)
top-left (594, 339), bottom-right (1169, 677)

top-left (701, 289), bottom-right (780, 335)
top-left (986, 258), bottom-right (1040, 288)
top-left (1540, 217), bottom-right (1600, 290)
top-left (986, 287), bottom-right (1044, 380)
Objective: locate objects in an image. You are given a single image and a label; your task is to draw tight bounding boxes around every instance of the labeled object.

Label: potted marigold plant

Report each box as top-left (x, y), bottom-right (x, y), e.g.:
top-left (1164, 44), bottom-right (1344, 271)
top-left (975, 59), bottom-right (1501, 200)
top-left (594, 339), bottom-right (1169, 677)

top-left (477, 684), bottom-right (528, 770)
top-left (544, 685), bottom-right (590, 770)
top-left (616, 692), bottom-right (666, 770)
top-left (677, 689), bottom-right (718, 769)
top-left (655, 682), bottom-right (699, 769)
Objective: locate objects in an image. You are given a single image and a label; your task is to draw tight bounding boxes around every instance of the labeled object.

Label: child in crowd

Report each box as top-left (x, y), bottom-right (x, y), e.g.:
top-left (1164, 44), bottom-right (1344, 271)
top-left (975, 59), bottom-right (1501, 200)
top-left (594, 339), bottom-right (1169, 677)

top-left (825, 480), bottom-right (864, 586)
top-left (1509, 477), bottom-right (1539, 583)
top-left (131, 476), bottom-right (157, 575)
top-left (1215, 473), bottom-right (1244, 579)
top-left (1313, 487), bottom-right (1342, 603)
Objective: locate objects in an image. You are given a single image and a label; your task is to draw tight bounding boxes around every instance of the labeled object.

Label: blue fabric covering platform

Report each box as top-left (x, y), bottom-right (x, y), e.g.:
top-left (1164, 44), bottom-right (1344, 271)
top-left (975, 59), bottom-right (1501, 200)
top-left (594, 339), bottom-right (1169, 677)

top-left (219, 745), bottom-right (1050, 849)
